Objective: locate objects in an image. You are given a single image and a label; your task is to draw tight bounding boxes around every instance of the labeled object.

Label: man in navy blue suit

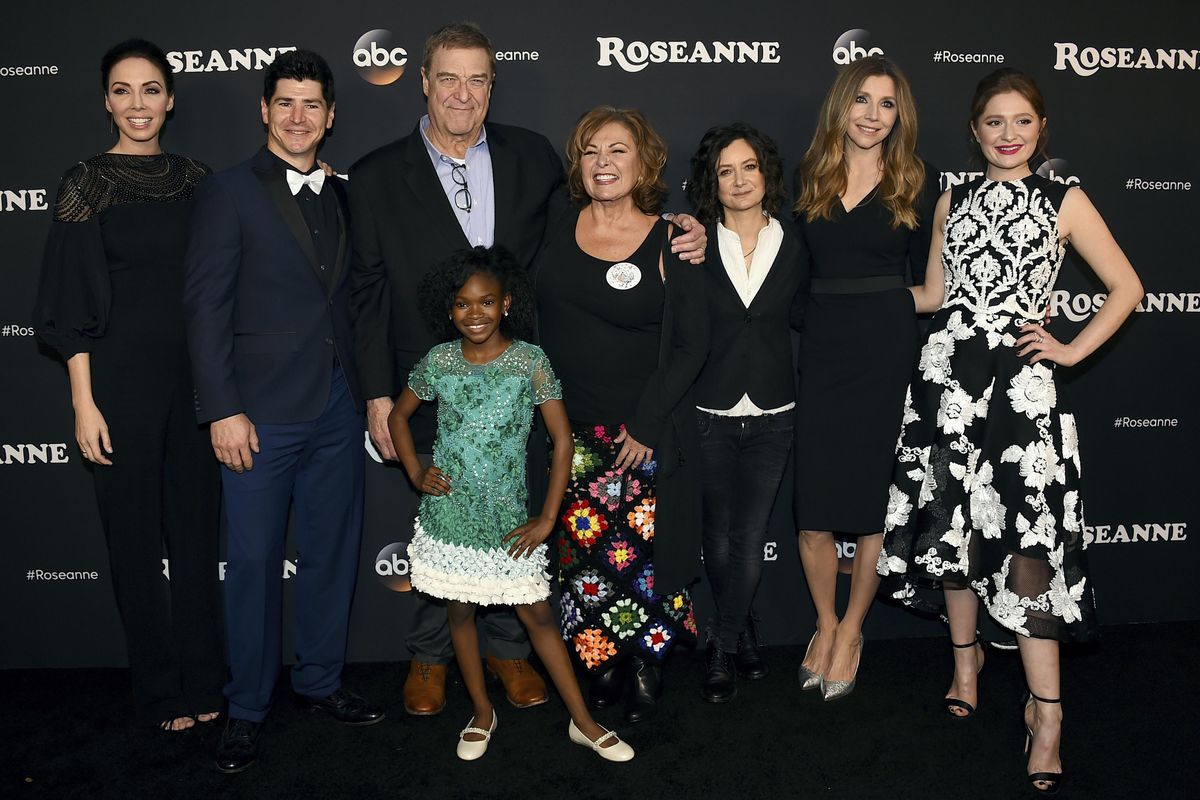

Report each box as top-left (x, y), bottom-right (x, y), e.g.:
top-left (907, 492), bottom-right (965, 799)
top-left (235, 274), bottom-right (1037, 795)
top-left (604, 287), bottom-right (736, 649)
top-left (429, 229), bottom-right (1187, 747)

top-left (184, 49), bottom-right (383, 774)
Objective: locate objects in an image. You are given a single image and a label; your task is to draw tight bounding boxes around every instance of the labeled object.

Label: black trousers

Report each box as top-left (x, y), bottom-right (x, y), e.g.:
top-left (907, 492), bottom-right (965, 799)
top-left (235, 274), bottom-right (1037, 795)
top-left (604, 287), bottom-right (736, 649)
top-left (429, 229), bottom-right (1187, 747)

top-left (696, 409), bottom-right (794, 652)
top-left (91, 366), bottom-right (224, 723)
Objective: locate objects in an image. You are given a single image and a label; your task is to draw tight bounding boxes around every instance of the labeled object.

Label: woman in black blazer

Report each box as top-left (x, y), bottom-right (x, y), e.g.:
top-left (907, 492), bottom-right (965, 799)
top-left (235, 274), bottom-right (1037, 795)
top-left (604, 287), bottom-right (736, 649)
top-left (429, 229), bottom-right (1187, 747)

top-left (686, 123), bottom-right (808, 702)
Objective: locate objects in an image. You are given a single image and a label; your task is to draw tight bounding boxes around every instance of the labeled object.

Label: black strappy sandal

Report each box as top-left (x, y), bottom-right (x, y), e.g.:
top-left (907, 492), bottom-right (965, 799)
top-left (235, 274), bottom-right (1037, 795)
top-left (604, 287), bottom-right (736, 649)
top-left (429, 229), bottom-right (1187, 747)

top-left (945, 638), bottom-right (984, 718)
top-left (1023, 691), bottom-right (1064, 795)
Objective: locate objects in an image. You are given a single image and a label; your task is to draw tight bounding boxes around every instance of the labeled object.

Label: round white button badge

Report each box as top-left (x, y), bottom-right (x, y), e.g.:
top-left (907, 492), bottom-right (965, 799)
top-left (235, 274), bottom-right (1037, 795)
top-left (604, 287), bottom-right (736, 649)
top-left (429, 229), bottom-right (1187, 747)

top-left (606, 262), bottom-right (642, 290)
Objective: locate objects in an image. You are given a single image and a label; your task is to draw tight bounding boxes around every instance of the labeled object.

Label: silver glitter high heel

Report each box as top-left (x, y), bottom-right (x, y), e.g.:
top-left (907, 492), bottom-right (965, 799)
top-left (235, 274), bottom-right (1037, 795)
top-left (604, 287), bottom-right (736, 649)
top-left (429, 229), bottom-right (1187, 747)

top-left (821, 635), bottom-right (863, 702)
top-left (797, 631), bottom-right (823, 691)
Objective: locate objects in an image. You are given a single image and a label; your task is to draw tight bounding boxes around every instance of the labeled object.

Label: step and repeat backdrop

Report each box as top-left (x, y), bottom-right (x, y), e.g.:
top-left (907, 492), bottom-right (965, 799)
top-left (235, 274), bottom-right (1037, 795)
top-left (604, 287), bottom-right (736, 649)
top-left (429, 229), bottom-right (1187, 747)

top-left (2, 1), bottom-right (1197, 667)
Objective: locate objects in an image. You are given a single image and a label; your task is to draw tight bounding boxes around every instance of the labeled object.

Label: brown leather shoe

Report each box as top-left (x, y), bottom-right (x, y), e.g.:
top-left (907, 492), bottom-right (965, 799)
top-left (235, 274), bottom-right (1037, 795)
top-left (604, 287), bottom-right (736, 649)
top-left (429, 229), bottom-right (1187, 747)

top-left (485, 655), bottom-right (549, 708)
top-left (403, 661), bottom-right (447, 716)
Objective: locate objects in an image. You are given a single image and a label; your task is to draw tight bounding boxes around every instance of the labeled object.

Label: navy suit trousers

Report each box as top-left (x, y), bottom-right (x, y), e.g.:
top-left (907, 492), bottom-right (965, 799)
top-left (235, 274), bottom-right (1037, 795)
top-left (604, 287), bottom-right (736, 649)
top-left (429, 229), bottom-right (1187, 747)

top-left (221, 364), bottom-right (365, 722)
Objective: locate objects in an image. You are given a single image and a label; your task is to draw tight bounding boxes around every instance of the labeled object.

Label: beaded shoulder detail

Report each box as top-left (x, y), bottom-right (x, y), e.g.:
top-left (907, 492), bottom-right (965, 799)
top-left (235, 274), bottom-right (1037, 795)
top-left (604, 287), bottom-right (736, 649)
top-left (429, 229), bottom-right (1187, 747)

top-left (53, 153), bottom-right (212, 223)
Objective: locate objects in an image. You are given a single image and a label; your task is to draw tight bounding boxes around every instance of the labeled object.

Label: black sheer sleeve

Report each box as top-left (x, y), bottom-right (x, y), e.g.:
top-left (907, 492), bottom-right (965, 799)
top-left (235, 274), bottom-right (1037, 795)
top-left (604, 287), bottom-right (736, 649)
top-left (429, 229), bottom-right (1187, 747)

top-left (33, 164), bottom-right (111, 360)
top-left (628, 227), bottom-right (711, 448)
top-left (908, 160), bottom-right (942, 287)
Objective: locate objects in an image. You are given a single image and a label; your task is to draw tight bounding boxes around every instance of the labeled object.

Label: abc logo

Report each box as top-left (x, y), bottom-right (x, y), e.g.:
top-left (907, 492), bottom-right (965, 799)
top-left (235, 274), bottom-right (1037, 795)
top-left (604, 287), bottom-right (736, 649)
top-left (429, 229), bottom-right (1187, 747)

top-left (353, 29), bottom-right (408, 85)
top-left (1036, 158), bottom-right (1081, 186)
top-left (375, 542), bottom-right (413, 592)
top-left (832, 29), bottom-right (883, 65)
top-left (835, 537), bottom-right (858, 575)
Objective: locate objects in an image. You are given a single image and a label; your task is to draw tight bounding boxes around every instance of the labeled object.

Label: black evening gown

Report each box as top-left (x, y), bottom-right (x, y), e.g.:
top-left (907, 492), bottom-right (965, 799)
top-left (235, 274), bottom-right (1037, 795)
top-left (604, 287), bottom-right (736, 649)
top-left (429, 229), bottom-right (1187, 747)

top-left (793, 168), bottom-right (938, 534)
top-left (35, 153), bottom-right (225, 722)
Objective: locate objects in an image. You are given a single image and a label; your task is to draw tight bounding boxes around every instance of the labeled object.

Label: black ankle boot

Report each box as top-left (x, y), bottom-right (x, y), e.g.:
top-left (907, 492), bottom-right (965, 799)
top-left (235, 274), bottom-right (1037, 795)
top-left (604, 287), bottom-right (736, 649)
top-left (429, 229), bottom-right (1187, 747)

top-left (624, 655), bottom-right (661, 724)
top-left (701, 642), bottom-right (737, 703)
top-left (589, 663), bottom-right (623, 710)
top-left (734, 629), bottom-right (768, 680)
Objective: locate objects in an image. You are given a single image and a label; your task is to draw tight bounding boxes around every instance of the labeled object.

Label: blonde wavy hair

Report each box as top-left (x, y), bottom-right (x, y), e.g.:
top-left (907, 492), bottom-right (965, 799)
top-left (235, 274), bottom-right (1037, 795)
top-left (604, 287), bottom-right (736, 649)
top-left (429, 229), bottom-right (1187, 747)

top-left (794, 57), bottom-right (925, 230)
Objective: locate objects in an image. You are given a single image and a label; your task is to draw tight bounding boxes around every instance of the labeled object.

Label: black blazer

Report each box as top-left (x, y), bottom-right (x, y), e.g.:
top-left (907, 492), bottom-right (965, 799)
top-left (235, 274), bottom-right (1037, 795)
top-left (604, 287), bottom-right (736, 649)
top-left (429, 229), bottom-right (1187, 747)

top-left (694, 218), bottom-right (810, 411)
top-left (348, 121), bottom-right (564, 448)
top-left (183, 146), bottom-right (361, 425)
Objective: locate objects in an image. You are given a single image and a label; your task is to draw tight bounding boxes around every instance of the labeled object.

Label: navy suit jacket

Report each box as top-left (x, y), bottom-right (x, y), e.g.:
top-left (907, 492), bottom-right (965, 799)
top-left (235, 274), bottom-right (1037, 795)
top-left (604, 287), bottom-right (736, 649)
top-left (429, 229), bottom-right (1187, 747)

top-left (184, 146), bottom-right (362, 425)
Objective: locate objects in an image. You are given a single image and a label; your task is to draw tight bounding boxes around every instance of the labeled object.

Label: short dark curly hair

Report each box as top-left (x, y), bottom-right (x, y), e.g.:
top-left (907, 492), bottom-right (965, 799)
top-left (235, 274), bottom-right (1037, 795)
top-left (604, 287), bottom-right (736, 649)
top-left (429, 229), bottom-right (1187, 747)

top-left (263, 49), bottom-right (335, 105)
top-left (419, 246), bottom-right (535, 343)
top-left (687, 123), bottom-right (786, 225)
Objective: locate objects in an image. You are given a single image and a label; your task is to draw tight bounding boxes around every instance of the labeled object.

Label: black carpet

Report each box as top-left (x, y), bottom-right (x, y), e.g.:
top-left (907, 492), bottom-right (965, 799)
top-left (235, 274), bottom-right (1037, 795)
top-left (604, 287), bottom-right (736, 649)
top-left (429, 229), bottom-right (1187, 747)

top-left (5, 622), bottom-right (1196, 800)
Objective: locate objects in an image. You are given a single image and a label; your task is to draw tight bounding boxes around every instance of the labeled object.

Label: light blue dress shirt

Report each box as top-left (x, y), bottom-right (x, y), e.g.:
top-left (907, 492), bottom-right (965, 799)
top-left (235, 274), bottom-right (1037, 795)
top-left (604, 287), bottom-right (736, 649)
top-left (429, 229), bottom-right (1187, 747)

top-left (419, 114), bottom-right (496, 247)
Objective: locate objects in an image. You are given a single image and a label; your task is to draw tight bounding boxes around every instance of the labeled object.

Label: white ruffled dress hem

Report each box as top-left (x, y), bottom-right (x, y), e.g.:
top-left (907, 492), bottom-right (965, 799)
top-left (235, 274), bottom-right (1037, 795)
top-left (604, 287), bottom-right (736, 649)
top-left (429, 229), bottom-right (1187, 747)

top-left (408, 518), bottom-right (550, 605)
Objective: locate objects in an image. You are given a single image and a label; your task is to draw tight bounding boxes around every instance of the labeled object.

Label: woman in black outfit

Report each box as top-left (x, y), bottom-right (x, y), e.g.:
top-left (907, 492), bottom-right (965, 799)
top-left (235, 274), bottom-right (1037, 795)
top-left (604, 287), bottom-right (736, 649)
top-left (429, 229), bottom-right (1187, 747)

top-left (536, 106), bottom-right (708, 724)
top-left (34, 39), bottom-right (224, 731)
top-left (791, 57), bottom-right (939, 701)
top-left (686, 124), bottom-right (808, 702)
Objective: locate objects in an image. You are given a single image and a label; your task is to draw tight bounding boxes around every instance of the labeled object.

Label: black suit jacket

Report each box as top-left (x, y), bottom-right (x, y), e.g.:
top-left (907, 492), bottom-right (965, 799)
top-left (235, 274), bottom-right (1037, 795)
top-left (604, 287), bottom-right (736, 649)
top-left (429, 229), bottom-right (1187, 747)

top-left (348, 121), bottom-right (564, 448)
top-left (694, 218), bottom-right (810, 410)
top-left (184, 147), bottom-right (361, 424)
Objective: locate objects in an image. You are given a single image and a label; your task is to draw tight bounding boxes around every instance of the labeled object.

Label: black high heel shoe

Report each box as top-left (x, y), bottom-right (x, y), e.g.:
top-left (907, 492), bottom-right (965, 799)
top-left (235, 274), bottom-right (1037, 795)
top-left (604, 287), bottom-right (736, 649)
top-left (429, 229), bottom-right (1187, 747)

top-left (624, 655), bottom-right (661, 724)
top-left (589, 663), bottom-right (623, 710)
top-left (1023, 691), bottom-right (1064, 795)
top-left (945, 638), bottom-right (984, 718)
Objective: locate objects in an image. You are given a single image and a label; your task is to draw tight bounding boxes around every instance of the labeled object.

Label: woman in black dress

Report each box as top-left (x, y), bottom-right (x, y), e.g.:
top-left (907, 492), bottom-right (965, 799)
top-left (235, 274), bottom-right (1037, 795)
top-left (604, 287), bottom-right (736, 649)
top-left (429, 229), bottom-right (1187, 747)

top-left (685, 123), bottom-right (808, 702)
top-left (536, 107), bottom-right (708, 723)
top-left (34, 39), bottom-right (224, 731)
top-left (792, 57), bottom-right (938, 700)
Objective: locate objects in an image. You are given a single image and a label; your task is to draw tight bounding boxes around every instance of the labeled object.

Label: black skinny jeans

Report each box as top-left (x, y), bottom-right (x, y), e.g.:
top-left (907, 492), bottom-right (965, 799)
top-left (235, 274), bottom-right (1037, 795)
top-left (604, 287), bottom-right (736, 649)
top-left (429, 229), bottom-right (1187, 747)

top-left (697, 409), bottom-right (794, 652)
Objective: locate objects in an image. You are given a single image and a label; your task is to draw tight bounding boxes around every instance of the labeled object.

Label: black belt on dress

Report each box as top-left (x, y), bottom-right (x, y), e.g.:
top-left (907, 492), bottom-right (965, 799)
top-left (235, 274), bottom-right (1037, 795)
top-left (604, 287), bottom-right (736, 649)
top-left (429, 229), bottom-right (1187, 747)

top-left (809, 275), bottom-right (907, 295)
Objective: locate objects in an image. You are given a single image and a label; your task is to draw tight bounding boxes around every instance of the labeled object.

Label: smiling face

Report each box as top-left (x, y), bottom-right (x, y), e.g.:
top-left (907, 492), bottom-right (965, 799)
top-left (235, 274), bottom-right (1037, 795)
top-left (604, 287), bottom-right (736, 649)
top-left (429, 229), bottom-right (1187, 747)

top-left (105, 57), bottom-right (174, 152)
top-left (422, 46), bottom-right (492, 146)
top-left (260, 78), bottom-right (334, 170)
top-left (972, 90), bottom-right (1045, 179)
top-left (844, 74), bottom-right (898, 153)
top-left (580, 121), bottom-right (640, 203)
top-left (715, 138), bottom-right (765, 217)
top-left (451, 271), bottom-right (510, 346)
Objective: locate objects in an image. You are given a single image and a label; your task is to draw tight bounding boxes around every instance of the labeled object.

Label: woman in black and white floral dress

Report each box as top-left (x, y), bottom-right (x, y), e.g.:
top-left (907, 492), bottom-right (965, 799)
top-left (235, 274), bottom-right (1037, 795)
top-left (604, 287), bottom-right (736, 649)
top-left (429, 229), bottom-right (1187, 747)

top-left (877, 69), bottom-right (1143, 795)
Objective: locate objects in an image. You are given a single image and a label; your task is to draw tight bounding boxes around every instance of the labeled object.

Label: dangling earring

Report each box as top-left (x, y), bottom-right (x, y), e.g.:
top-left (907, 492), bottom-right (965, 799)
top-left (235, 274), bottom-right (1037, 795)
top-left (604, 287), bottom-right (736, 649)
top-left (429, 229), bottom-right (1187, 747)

top-left (109, 114), bottom-right (115, 135)
top-left (504, 308), bottom-right (509, 317)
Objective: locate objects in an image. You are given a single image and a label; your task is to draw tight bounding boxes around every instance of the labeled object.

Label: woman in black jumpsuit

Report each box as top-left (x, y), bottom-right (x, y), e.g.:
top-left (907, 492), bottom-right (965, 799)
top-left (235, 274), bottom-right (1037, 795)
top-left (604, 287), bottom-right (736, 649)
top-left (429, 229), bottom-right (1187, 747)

top-left (34, 39), bottom-right (223, 731)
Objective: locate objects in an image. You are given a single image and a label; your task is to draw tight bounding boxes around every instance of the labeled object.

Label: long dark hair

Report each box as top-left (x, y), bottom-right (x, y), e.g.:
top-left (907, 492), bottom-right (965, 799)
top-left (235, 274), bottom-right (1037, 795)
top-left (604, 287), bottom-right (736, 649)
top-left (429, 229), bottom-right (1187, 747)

top-left (687, 122), bottom-right (785, 225)
top-left (418, 246), bottom-right (534, 342)
top-left (101, 38), bottom-right (173, 94)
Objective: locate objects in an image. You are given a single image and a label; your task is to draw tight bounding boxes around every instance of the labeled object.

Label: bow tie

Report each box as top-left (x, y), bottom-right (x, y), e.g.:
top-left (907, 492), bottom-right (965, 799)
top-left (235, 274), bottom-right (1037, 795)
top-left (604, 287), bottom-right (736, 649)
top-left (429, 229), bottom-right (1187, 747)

top-left (286, 168), bottom-right (325, 196)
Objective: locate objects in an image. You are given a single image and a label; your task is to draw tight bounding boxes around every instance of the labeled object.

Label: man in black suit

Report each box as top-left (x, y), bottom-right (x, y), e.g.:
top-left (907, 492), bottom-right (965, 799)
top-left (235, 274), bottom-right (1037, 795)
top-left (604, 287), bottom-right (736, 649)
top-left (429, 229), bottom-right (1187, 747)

top-left (184, 50), bottom-right (383, 774)
top-left (349, 22), bottom-right (707, 716)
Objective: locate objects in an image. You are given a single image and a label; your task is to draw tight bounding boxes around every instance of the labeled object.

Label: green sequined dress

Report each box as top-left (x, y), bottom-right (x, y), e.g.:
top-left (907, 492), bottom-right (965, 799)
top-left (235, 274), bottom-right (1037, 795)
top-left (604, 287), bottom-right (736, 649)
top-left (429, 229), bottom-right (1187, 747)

top-left (407, 339), bottom-right (562, 604)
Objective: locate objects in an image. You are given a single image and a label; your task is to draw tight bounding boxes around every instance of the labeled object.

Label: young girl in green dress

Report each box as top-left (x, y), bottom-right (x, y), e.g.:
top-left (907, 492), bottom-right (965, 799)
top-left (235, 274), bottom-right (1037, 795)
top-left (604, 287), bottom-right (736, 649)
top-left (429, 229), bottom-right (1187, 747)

top-left (389, 246), bottom-right (634, 762)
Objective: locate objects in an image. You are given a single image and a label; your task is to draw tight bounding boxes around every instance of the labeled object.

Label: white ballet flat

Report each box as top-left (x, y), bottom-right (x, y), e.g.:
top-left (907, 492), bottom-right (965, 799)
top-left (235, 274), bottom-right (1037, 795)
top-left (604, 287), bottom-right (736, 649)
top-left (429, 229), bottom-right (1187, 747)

top-left (568, 718), bottom-right (635, 762)
top-left (456, 710), bottom-right (498, 761)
